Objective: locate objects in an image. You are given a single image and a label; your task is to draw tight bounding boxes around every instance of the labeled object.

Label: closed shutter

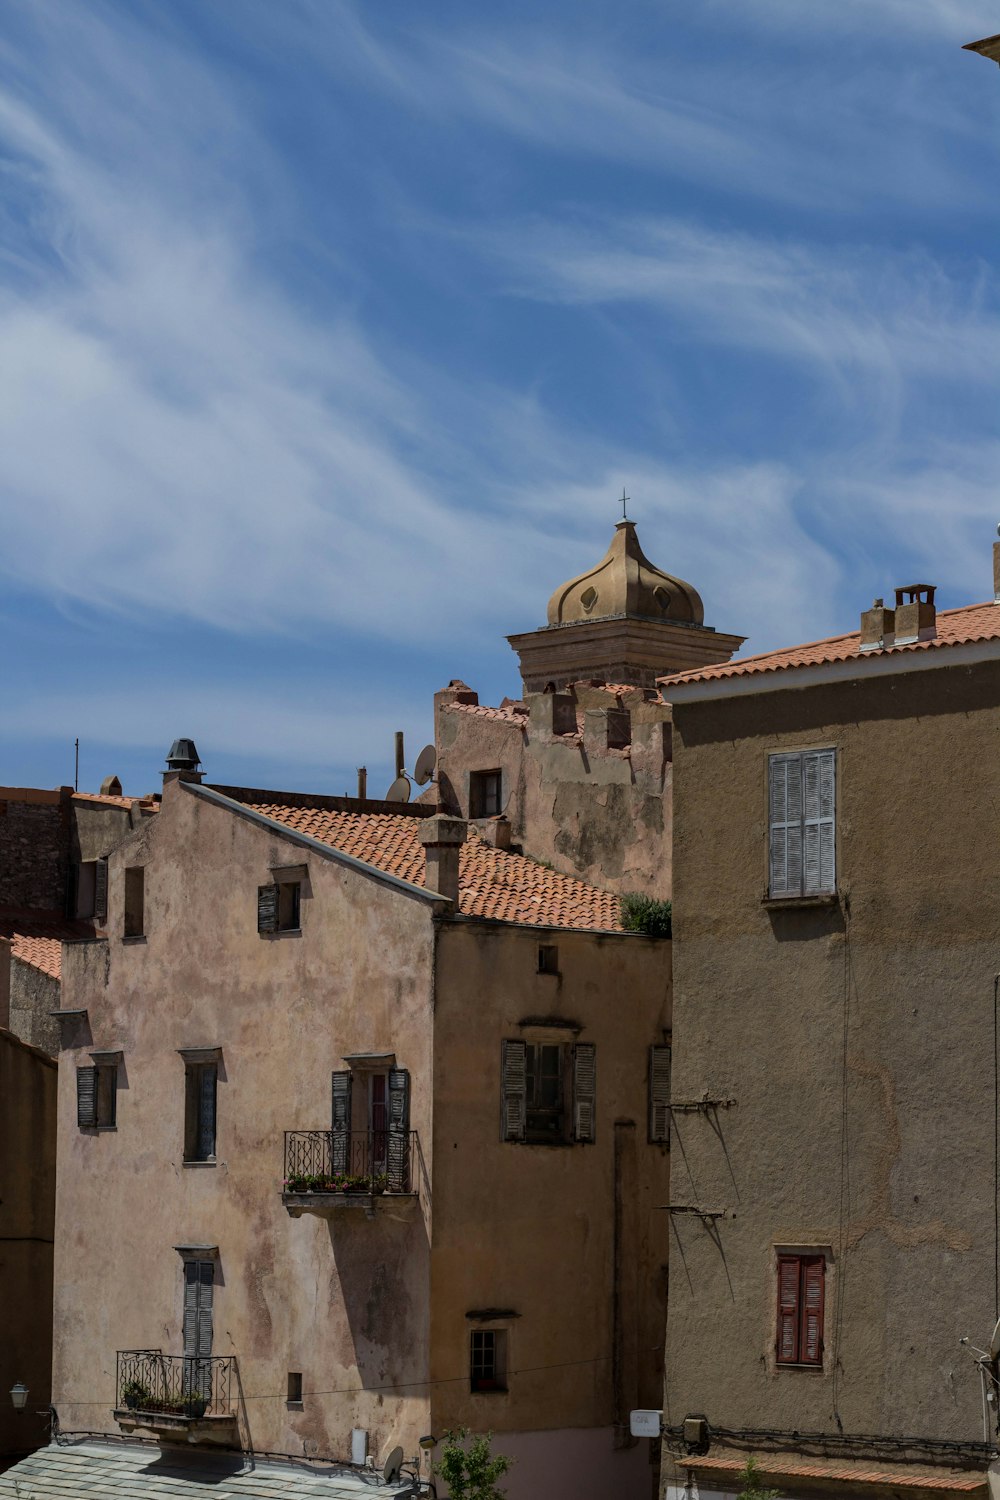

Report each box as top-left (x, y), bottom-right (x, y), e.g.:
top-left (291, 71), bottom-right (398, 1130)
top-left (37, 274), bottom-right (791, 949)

top-left (257, 884), bottom-right (279, 934)
top-left (572, 1042), bottom-right (597, 1144)
top-left (94, 858), bottom-right (109, 924)
top-left (331, 1070), bottom-right (352, 1173)
top-left (183, 1259), bottom-right (214, 1364)
top-left (769, 754), bottom-right (803, 897)
top-left (777, 1255), bottom-right (800, 1363)
top-left (198, 1065), bottom-right (217, 1159)
top-left (77, 1066), bottom-right (97, 1128)
top-left (387, 1068), bottom-right (410, 1192)
top-left (801, 1256), bottom-right (825, 1364)
top-left (648, 1045), bottom-right (672, 1144)
top-left (501, 1040), bottom-right (526, 1142)
top-left (803, 751), bottom-right (836, 895)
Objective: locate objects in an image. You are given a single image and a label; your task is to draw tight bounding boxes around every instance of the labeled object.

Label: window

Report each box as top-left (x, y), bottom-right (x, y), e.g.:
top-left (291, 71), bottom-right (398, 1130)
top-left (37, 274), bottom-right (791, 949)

top-left (470, 1329), bottom-right (507, 1393)
top-left (74, 861), bottom-right (97, 919)
top-left (181, 1051), bottom-right (219, 1162)
top-left (776, 1253), bottom-right (825, 1367)
top-left (287, 1372), bottom-right (303, 1404)
top-left (470, 769), bottom-right (502, 819)
top-left (76, 1056), bottom-right (119, 1128)
top-left (537, 944), bottom-right (559, 975)
top-left (182, 1258), bottom-right (215, 1378)
top-left (648, 1044), bottom-right (671, 1144)
top-left (124, 866), bottom-right (145, 938)
top-left (501, 1039), bottom-right (596, 1145)
top-left (769, 750), bottom-right (836, 898)
top-left (257, 880), bottom-right (301, 933)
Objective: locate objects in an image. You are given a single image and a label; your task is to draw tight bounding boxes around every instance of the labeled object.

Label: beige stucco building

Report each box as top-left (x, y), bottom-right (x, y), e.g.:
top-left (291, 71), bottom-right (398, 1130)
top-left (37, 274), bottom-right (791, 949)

top-left (49, 768), bottom-right (671, 1499)
top-left (655, 570), bottom-right (1000, 1500)
top-left (432, 522), bottom-right (743, 899)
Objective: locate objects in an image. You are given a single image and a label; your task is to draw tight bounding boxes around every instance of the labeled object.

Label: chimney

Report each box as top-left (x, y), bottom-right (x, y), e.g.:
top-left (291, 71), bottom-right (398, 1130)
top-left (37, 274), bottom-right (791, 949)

top-left (893, 584), bottom-right (936, 646)
top-left (993, 528), bottom-right (1000, 603)
top-left (859, 597), bottom-right (895, 653)
top-left (418, 815), bottom-right (467, 904)
top-left (163, 737), bottom-right (204, 787)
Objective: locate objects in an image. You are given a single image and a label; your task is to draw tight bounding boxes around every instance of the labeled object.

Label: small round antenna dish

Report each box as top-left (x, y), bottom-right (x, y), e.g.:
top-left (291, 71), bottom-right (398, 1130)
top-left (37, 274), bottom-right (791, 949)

top-left (383, 1446), bottom-right (405, 1484)
top-left (414, 745), bottom-right (437, 786)
top-left (996, 522), bottom-right (1000, 539)
top-left (385, 775), bottom-right (411, 803)
top-left (989, 1318), bottom-right (1000, 1364)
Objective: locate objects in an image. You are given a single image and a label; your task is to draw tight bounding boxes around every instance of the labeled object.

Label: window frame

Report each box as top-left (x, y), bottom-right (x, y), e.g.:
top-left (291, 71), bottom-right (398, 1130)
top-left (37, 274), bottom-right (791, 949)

top-left (469, 769), bottom-right (503, 819)
top-left (768, 748), bottom-right (837, 900)
top-left (123, 865), bottom-right (146, 939)
top-left (775, 1251), bottom-right (826, 1369)
top-left (179, 1047), bottom-right (221, 1164)
top-left (470, 1328), bottom-right (508, 1394)
top-left (77, 1051), bottom-right (121, 1129)
top-left (525, 1041), bottom-right (564, 1142)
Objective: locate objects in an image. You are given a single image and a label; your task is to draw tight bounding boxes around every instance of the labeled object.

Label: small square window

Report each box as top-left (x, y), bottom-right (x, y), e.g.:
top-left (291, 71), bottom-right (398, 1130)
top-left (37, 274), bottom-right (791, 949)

top-left (470, 770), bottom-right (502, 819)
top-left (287, 1372), bottom-right (303, 1403)
top-left (537, 945), bottom-right (559, 975)
top-left (470, 1329), bottom-right (507, 1393)
top-left (124, 866), bottom-right (145, 938)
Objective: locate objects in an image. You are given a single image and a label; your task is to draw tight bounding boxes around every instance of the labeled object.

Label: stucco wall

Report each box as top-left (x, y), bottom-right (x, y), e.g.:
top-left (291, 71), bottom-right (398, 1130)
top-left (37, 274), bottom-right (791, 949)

top-left (0, 1030), bottom-right (57, 1459)
top-left (430, 921), bottom-right (671, 1500)
top-left (435, 691), bottom-right (672, 899)
top-left (662, 659), bottom-right (1000, 1480)
top-left (53, 781), bottom-right (437, 1466)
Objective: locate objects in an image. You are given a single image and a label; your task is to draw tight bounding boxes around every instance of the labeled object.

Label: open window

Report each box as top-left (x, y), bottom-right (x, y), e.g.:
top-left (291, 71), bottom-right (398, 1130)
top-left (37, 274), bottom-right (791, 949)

top-left (77, 1051), bottom-right (121, 1129)
top-left (501, 1039), bottom-right (595, 1145)
top-left (258, 864), bottom-right (305, 934)
top-left (469, 770), bottom-right (502, 819)
top-left (180, 1048), bottom-right (220, 1163)
top-left (124, 866), bottom-right (145, 938)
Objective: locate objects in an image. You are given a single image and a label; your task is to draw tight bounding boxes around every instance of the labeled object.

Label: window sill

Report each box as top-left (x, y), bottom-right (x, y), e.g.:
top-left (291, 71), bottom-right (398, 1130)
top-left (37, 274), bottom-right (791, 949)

top-left (286, 1401), bottom-right (304, 1411)
top-left (182, 1159), bottom-right (217, 1168)
top-left (775, 1362), bottom-right (825, 1372)
top-left (470, 1386), bottom-right (507, 1396)
top-left (762, 893), bottom-right (838, 910)
top-left (122, 935), bottom-right (147, 945)
top-left (95, 1124), bottom-right (118, 1133)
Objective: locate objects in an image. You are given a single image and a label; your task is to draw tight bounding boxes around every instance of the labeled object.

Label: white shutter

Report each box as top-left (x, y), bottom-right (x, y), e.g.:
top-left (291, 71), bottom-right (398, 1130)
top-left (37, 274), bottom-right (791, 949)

top-left (769, 753), bottom-right (804, 897)
top-left (572, 1043), bottom-right (597, 1144)
top-left (648, 1045), bottom-right (671, 1144)
top-left (76, 1066), bottom-right (97, 1128)
top-left (803, 750), bottom-right (836, 894)
top-left (501, 1040), bottom-right (526, 1142)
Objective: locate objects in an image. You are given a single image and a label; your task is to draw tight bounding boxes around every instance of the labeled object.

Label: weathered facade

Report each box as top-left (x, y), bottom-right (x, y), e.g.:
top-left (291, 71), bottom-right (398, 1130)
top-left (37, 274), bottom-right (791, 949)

top-left (432, 521), bottom-right (743, 899)
top-left (656, 582), bottom-right (1000, 1500)
top-left (0, 1026), bottom-right (57, 1462)
top-left (51, 774), bottom-right (671, 1500)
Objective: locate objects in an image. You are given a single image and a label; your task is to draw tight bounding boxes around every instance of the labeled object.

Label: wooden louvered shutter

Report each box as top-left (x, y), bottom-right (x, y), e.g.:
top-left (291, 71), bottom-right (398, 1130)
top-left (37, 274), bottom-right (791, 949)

top-left (501, 1040), bottom-right (526, 1142)
top-left (77, 1066), bottom-right (97, 1128)
top-left (331, 1070), bottom-right (352, 1173)
top-left (257, 884), bottom-right (279, 934)
top-left (801, 1256), bottom-right (825, 1365)
top-left (802, 750), bottom-right (836, 895)
top-left (183, 1259), bottom-right (214, 1360)
top-left (387, 1068), bottom-right (410, 1192)
top-left (572, 1042), bottom-right (597, 1144)
top-left (769, 754), bottom-right (803, 897)
top-left (648, 1045), bottom-right (672, 1144)
top-left (94, 858), bottom-right (109, 924)
top-left (777, 1255), bottom-right (801, 1363)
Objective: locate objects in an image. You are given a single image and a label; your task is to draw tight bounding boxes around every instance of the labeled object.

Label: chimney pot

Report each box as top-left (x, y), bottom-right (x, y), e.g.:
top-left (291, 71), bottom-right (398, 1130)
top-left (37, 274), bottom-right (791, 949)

top-left (417, 815), bottom-right (467, 904)
top-left (892, 584), bottom-right (936, 645)
top-left (163, 737), bottom-right (203, 787)
top-left (860, 600), bottom-right (895, 653)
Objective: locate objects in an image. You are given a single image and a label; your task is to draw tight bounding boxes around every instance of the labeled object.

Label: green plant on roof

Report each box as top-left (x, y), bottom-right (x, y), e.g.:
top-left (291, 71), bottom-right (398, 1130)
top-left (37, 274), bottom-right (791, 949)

top-left (737, 1456), bottom-right (782, 1500)
top-left (619, 893), bottom-right (672, 938)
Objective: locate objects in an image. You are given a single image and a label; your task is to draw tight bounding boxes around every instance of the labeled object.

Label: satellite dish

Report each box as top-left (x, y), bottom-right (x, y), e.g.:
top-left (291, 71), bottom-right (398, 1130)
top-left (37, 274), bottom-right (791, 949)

top-left (414, 745), bottom-right (437, 786)
top-left (989, 1318), bottom-right (1000, 1364)
top-left (385, 775), bottom-right (411, 803)
top-left (383, 1446), bottom-right (405, 1484)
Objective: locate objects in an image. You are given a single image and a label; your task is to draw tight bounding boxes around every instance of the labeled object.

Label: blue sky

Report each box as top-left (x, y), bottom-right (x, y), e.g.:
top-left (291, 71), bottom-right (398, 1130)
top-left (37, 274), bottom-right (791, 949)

top-left (2, 0), bottom-right (1000, 797)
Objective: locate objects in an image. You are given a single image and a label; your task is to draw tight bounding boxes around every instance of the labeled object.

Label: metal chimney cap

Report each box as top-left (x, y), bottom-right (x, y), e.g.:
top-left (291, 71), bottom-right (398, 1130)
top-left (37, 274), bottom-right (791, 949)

top-left (165, 737), bottom-right (201, 771)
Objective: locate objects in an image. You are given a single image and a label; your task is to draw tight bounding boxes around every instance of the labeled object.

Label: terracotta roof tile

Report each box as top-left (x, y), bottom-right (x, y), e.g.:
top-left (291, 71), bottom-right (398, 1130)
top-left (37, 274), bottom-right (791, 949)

top-left (233, 800), bottom-right (624, 931)
top-left (659, 601), bottom-right (1000, 689)
top-left (0, 909), bottom-right (97, 980)
top-left (72, 791), bottom-right (158, 811)
top-left (442, 700), bottom-right (528, 723)
top-left (685, 1454), bottom-right (985, 1492)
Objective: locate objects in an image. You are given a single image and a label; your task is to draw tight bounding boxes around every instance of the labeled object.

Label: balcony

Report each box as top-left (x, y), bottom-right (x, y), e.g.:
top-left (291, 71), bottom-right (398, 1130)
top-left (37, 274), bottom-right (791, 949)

top-left (283, 1130), bottom-right (419, 1219)
top-left (114, 1350), bottom-right (240, 1446)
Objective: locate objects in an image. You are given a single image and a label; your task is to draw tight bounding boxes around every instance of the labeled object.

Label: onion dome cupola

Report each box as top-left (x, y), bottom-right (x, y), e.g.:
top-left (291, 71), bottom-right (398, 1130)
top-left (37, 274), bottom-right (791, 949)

top-left (547, 520), bottom-right (705, 628)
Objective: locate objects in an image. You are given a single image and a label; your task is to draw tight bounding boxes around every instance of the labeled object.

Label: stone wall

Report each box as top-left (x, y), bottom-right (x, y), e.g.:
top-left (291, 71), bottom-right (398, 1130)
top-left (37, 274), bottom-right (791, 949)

top-left (0, 789), bottom-right (70, 913)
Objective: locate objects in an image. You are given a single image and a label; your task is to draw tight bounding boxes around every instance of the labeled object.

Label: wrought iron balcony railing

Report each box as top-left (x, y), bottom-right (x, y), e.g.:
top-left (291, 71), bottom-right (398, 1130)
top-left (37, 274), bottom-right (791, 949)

top-left (116, 1349), bottom-right (237, 1421)
top-left (283, 1129), bottom-right (416, 1196)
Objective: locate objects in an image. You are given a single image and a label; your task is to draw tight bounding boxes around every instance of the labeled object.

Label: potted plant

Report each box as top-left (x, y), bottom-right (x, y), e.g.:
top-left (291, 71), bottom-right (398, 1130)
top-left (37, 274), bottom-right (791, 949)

top-left (121, 1379), bottom-right (152, 1411)
top-left (183, 1391), bottom-right (209, 1419)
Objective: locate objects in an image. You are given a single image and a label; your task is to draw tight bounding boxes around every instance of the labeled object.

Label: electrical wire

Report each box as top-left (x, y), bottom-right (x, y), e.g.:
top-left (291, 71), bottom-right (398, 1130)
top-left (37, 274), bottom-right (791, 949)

top-left (662, 1422), bottom-right (994, 1463)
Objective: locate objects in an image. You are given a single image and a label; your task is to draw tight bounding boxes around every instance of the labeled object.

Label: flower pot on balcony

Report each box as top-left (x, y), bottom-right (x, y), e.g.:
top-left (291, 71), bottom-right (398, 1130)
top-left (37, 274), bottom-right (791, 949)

top-left (183, 1396), bottom-right (209, 1418)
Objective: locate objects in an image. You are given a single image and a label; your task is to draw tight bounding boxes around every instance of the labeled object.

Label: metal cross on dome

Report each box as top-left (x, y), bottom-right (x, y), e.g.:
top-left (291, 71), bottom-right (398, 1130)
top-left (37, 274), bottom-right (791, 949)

top-left (620, 487), bottom-right (630, 521)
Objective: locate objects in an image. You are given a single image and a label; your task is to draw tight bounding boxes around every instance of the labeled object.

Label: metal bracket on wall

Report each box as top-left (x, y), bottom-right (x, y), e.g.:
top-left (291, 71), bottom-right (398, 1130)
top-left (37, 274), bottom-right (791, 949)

top-left (669, 1097), bottom-right (737, 1113)
top-left (658, 1205), bottom-right (729, 1219)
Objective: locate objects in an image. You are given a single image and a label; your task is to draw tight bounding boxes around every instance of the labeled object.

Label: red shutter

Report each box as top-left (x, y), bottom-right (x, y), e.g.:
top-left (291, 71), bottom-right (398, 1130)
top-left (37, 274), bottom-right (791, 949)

top-left (801, 1256), bottom-right (825, 1365)
top-left (777, 1256), bottom-right (801, 1363)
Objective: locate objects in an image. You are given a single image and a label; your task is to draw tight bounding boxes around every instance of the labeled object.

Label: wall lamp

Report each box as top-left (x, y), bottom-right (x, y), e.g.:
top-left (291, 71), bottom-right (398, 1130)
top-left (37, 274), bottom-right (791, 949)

top-left (9, 1383), bottom-right (28, 1413)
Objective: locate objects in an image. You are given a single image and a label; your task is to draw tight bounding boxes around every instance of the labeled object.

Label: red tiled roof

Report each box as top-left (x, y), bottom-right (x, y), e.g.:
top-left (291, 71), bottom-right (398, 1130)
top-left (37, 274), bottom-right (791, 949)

top-left (233, 800), bottom-right (624, 931)
top-left (72, 791), bottom-right (157, 811)
top-left (659, 601), bottom-right (1000, 689)
top-left (443, 700), bottom-right (528, 723)
top-left (0, 909), bottom-right (97, 980)
top-left (685, 1454), bottom-right (985, 1492)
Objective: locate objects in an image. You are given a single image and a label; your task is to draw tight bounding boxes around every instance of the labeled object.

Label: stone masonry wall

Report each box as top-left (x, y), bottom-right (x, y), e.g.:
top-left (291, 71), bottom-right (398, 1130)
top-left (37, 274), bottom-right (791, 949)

top-left (0, 791), bottom-right (69, 913)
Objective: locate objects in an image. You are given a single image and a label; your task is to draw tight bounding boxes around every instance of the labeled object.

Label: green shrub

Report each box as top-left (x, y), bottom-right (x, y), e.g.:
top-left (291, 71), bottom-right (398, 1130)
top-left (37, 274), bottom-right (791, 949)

top-left (619, 893), bottom-right (672, 938)
top-left (437, 1428), bottom-right (513, 1500)
top-left (737, 1456), bottom-right (781, 1500)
